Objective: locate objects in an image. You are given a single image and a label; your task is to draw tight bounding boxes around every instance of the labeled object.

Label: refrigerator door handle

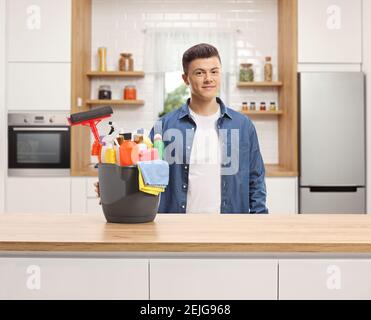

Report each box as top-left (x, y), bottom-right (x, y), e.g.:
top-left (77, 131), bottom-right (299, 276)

top-left (309, 186), bottom-right (359, 193)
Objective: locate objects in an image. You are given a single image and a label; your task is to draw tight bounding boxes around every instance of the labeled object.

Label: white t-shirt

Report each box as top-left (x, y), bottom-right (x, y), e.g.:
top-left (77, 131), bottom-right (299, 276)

top-left (186, 107), bottom-right (221, 214)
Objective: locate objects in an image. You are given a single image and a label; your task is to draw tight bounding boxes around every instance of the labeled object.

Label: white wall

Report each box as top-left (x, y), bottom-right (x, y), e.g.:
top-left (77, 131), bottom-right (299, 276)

top-left (0, 0), bottom-right (6, 214)
top-left (363, 0), bottom-right (371, 213)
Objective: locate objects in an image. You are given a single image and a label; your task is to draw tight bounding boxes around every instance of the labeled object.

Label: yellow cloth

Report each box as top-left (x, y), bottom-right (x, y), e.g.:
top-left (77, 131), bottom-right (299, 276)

top-left (138, 167), bottom-right (165, 196)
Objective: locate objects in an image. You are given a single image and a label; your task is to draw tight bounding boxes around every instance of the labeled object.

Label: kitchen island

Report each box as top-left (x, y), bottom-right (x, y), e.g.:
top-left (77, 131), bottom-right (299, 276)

top-left (1, 213), bottom-right (371, 299)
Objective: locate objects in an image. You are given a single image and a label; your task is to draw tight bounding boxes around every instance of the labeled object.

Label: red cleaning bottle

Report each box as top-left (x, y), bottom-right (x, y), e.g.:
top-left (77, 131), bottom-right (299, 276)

top-left (120, 133), bottom-right (136, 166)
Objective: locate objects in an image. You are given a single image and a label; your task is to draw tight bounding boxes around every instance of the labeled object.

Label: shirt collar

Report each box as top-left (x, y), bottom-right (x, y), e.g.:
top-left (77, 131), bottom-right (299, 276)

top-left (178, 97), bottom-right (233, 120)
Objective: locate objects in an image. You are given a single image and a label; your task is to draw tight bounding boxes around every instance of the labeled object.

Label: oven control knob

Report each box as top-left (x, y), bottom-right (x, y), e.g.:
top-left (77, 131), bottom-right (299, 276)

top-left (23, 118), bottom-right (28, 123)
top-left (49, 118), bottom-right (54, 123)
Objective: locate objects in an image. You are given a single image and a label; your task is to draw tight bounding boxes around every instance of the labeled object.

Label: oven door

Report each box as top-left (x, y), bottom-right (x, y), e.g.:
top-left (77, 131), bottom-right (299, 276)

top-left (8, 126), bottom-right (70, 175)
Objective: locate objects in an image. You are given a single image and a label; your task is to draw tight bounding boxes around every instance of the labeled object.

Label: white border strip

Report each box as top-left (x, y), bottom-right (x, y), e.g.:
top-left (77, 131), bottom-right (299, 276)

top-left (0, 0), bottom-right (6, 214)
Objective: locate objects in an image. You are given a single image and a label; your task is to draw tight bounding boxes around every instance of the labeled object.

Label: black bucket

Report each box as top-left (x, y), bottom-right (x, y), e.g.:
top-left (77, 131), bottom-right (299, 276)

top-left (98, 163), bottom-right (160, 223)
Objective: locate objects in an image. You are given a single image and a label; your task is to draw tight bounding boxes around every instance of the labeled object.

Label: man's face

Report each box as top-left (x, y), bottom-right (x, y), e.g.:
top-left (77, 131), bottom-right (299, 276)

top-left (182, 56), bottom-right (221, 101)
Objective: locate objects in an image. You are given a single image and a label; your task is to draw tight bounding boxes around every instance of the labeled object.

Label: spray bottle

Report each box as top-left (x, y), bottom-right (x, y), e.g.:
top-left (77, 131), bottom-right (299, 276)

top-left (154, 133), bottom-right (165, 160)
top-left (102, 134), bottom-right (117, 164)
top-left (101, 122), bottom-right (120, 164)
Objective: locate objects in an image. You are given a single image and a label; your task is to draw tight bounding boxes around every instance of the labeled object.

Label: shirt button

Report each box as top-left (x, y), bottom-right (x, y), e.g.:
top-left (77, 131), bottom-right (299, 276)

top-left (187, 146), bottom-right (191, 150)
top-left (181, 204), bottom-right (185, 209)
top-left (192, 127), bottom-right (195, 130)
top-left (182, 184), bottom-right (187, 189)
top-left (184, 165), bottom-right (188, 170)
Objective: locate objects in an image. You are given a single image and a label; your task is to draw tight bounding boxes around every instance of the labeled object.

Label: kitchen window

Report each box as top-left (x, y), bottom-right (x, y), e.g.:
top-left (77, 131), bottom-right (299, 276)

top-left (143, 29), bottom-right (234, 118)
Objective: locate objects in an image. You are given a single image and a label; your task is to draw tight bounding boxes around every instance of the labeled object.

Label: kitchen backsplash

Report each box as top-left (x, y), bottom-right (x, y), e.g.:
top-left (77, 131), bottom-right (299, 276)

top-left (92, 0), bottom-right (279, 163)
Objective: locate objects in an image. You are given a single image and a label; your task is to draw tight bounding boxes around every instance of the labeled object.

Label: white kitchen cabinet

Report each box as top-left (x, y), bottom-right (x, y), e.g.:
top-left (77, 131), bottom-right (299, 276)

top-left (279, 259), bottom-right (371, 300)
top-left (150, 259), bottom-right (278, 300)
top-left (298, 0), bottom-right (362, 63)
top-left (70, 177), bottom-right (86, 214)
top-left (0, 257), bottom-right (148, 300)
top-left (86, 177), bottom-right (99, 198)
top-left (265, 177), bottom-right (298, 214)
top-left (7, 62), bottom-right (71, 110)
top-left (86, 177), bottom-right (102, 214)
top-left (6, 177), bottom-right (71, 214)
top-left (7, 0), bottom-right (71, 62)
top-left (70, 177), bottom-right (103, 215)
top-left (86, 198), bottom-right (103, 214)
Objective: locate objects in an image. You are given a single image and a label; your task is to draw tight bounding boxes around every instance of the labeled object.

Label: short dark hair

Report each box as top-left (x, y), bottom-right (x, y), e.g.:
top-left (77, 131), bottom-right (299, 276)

top-left (182, 43), bottom-right (221, 74)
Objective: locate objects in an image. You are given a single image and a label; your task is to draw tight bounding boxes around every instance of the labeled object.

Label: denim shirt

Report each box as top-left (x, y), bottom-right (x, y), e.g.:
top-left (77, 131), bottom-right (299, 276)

top-left (149, 97), bottom-right (268, 214)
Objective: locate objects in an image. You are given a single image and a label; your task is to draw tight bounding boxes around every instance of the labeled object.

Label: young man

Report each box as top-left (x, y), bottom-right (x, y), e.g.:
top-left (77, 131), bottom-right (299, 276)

top-left (150, 43), bottom-right (268, 214)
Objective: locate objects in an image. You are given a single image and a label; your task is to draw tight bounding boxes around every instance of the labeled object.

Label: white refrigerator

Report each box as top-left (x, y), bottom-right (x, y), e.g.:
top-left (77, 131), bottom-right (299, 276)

top-left (299, 72), bottom-right (366, 214)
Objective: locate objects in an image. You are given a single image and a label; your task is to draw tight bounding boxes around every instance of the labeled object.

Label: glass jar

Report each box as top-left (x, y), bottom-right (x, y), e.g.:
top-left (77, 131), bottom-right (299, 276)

top-left (119, 53), bottom-right (134, 72)
top-left (98, 85), bottom-right (111, 100)
top-left (260, 102), bottom-right (266, 111)
top-left (269, 101), bottom-right (277, 111)
top-left (239, 63), bottom-right (254, 82)
top-left (250, 102), bottom-right (256, 111)
top-left (242, 101), bottom-right (248, 111)
top-left (98, 47), bottom-right (107, 72)
top-left (264, 56), bottom-right (273, 82)
top-left (124, 85), bottom-right (137, 100)
top-left (127, 53), bottom-right (134, 71)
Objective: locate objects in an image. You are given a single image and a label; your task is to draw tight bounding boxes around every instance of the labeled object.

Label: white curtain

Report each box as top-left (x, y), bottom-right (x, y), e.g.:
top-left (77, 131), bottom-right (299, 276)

top-left (144, 29), bottom-right (234, 74)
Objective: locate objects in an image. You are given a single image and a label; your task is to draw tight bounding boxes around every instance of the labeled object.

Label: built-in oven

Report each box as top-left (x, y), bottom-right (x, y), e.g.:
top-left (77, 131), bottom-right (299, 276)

top-left (8, 112), bottom-right (70, 176)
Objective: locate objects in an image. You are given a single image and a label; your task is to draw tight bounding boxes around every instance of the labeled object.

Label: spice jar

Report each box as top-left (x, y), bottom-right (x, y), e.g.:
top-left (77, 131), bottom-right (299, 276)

top-left (242, 102), bottom-right (248, 112)
top-left (124, 85), bottom-right (137, 100)
top-left (98, 47), bottom-right (107, 72)
top-left (127, 54), bottom-right (134, 71)
top-left (264, 56), bottom-right (273, 82)
top-left (269, 101), bottom-right (277, 111)
top-left (250, 102), bottom-right (256, 111)
top-left (119, 53), bottom-right (134, 72)
top-left (260, 102), bottom-right (266, 111)
top-left (239, 63), bottom-right (254, 82)
top-left (98, 85), bottom-right (111, 100)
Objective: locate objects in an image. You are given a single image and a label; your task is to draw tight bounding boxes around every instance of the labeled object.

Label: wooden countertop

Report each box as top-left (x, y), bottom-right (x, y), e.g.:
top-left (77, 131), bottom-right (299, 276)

top-left (1, 214), bottom-right (371, 253)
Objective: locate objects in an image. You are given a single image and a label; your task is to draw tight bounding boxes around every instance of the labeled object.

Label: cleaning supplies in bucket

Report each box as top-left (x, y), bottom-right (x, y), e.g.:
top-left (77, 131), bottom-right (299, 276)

top-left (137, 160), bottom-right (169, 196)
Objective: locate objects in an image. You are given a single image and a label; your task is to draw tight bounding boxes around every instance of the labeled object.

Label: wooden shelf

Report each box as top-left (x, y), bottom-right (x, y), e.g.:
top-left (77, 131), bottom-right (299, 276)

top-left (241, 110), bottom-right (283, 116)
top-left (237, 81), bottom-right (283, 88)
top-left (86, 99), bottom-right (145, 106)
top-left (265, 164), bottom-right (298, 177)
top-left (86, 71), bottom-right (145, 77)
